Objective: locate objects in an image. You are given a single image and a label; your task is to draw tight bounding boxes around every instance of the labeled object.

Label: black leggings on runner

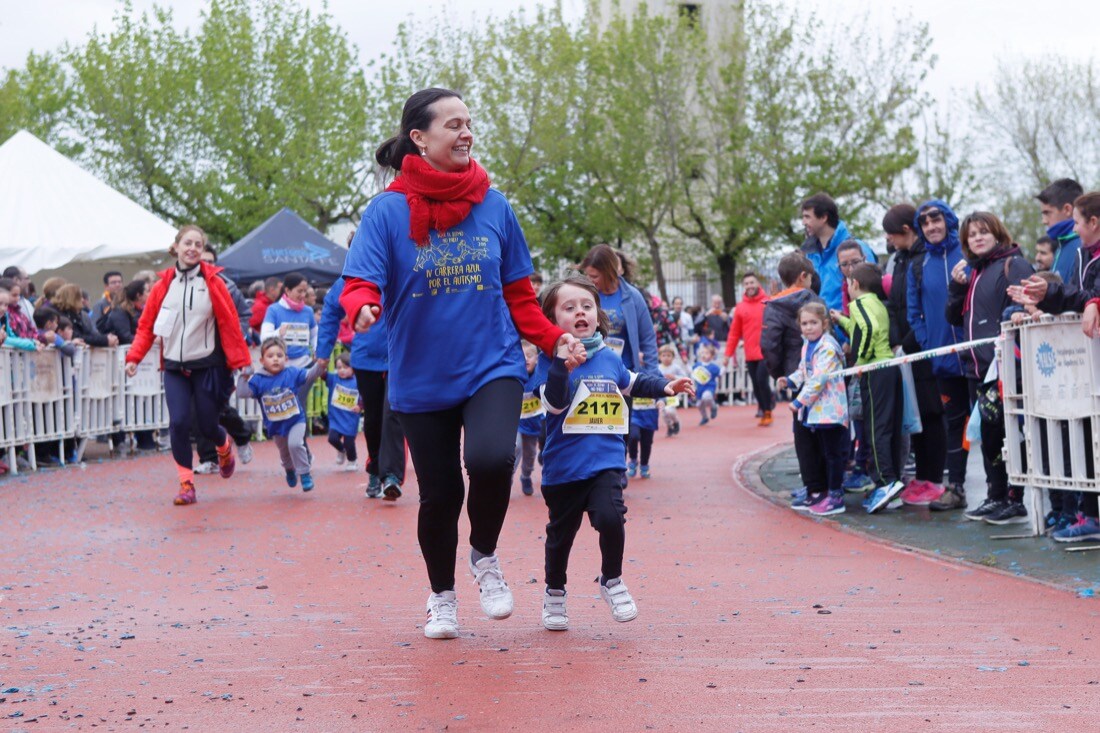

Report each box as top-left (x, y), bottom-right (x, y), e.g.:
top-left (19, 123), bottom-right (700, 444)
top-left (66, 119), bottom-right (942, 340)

top-left (628, 428), bottom-right (654, 466)
top-left (164, 367), bottom-right (229, 470)
top-left (395, 378), bottom-right (522, 593)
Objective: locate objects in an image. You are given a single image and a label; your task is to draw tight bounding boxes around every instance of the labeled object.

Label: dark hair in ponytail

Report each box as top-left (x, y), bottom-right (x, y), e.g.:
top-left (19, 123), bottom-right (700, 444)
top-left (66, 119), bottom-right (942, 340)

top-left (375, 87), bottom-right (463, 171)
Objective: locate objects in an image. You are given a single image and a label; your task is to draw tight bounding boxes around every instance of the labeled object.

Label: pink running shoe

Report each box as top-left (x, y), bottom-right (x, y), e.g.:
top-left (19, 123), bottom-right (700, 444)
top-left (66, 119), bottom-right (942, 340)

top-left (217, 442), bottom-right (236, 479)
top-left (901, 480), bottom-right (945, 506)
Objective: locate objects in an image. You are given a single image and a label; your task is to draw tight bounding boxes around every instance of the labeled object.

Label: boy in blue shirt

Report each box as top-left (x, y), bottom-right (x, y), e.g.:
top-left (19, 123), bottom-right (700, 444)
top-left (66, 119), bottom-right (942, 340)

top-left (237, 337), bottom-right (324, 491)
top-left (516, 341), bottom-right (545, 496)
top-left (692, 344), bottom-right (722, 425)
top-left (326, 352), bottom-right (362, 472)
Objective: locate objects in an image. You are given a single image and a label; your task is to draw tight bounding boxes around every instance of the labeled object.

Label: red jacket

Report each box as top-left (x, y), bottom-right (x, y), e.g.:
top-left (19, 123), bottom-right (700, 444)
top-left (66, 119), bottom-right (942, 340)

top-left (127, 262), bottom-right (252, 370)
top-left (249, 291), bottom-right (273, 332)
top-left (725, 289), bottom-right (769, 361)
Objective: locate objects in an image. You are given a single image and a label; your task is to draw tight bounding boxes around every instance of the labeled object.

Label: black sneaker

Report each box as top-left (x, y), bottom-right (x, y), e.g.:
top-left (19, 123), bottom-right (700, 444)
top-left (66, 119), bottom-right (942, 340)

top-left (983, 501), bottom-right (1028, 525)
top-left (929, 485), bottom-right (966, 512)
top-left (382, 474), bottom-right (402, 502)
top-left (963, 498), bottom-right (1005, 521)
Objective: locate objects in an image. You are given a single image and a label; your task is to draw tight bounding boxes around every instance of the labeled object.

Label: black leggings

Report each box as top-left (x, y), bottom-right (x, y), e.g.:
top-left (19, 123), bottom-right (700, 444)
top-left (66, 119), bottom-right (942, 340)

top-left (354, 369), bottom-right (406, 482)
top-left (327, 430), bottom-right (357, 462)
top-left (746, 359), bottom-right (775, 411)
top-left (938, 376), bottom-right (972, 486)
top-left (395, 378), bottom-right (522, 593)
top-left (628, 427), bottom-right (654, 465)
top-left (164, 367), bottom-right (228, 470)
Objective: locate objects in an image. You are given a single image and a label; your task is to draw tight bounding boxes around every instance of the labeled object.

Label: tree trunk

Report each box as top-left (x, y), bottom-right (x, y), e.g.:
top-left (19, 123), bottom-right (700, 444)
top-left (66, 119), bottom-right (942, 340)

top-left (645, 232), bottom-right (669, 304)
top-left (717, 251), bottom-right (737, 307)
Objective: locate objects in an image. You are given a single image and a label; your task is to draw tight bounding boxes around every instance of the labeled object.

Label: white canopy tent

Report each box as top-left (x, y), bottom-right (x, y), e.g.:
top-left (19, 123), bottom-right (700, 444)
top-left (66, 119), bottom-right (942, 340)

top-left (0, 130), bottom-right (176, 276)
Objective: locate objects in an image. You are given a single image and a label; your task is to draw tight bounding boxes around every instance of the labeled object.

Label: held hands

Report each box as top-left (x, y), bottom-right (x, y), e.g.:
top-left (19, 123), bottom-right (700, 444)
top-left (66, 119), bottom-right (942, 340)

top-left (663, 377), bottom-right (695, 399)
top-left (951, 260), bottom-right (969, 285)
top-left (1008, 274), bottom-right (1048, 306)
top-left (555, 333), bottom-right (587, 370)
top-left (1084, 302), bottom-right (1100, 338)
top-left (353, 305), bottom-right (380, 333)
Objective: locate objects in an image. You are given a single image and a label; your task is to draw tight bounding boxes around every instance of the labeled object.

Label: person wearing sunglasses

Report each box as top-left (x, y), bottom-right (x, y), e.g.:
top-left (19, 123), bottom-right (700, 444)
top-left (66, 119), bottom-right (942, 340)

top-left (907, 200), bottom-right (970, 511)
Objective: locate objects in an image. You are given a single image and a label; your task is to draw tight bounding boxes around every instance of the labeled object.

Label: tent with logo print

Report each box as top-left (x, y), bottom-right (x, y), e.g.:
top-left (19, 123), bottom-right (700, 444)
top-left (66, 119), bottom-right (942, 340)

top-left (217, 207), bottom-right (347, 286)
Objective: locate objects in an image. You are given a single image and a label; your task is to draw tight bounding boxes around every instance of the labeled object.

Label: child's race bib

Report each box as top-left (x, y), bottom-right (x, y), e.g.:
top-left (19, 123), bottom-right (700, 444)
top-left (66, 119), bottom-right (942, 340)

top-left (283, 322), bottom-right (311, 346)
top-left (520, 392), bottom-right (545, 419)
top-left (632, 397), bottom-right (658, 411)
top-left (563, 378), bottom-right (628, 434)
top-left (261, 388), bottom-right (301, 421)
top-left (330, 384), bottom-right (359, 412)
top-left (605, 337), bottom-right (625, 358)
top-left (692, 365), bottom-right (713, 384)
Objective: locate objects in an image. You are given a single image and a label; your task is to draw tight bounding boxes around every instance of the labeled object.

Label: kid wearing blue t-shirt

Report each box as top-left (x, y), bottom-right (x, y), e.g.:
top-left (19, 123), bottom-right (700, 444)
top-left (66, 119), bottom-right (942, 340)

top-left (692, 344), bottom-right (722, 425)
top-left (260, 273), bottom-right (317, 368)
top-left (237, 337), bottom-right (324, 492)
top-left (326, 352), bottom-right (362, 472)
top-left (516, 342), bottom-right (545, 497)
top-left (534, 277), bottom-right (694, 632)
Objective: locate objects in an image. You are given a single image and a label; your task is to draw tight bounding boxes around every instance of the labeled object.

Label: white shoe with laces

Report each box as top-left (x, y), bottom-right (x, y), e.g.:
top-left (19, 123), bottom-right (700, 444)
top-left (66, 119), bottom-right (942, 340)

top-left (469, 555), bottom-right (513, 619)
top-left (424, 590), bottom-right (459, 639)
top-left (194, 460), bottom-right (219, 475)
top-left (542, 589), bottom-right (568, 631)
top-left (341, 461), bottom-right (359, 472)
top-left (600, 577), bottom-right (638, 622)
top-left (238, 443), bottom-right (253, 465)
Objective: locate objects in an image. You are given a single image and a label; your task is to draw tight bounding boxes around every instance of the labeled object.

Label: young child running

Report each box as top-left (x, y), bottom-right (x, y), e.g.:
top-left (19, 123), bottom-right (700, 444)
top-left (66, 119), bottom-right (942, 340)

top-left (657, 344), bottom-right (688, 436)
top-left (326, 352), bottom-right (362, 472)
top-left (776, 302), bottom-right (849, 515)
top-left (692, 344), bottom-right (722, 425)
top-left (627, 390), bottom-right (659, 479)
top-left (516, 341), bottom-right (545, 496)
top-left (534, 276), bottom-right (694, 631)
top-left (237, 337), bottom-right (325, 491)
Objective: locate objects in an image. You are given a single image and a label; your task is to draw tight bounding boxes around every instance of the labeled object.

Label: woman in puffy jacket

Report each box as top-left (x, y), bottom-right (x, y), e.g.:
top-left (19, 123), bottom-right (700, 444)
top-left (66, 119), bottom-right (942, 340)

top-left (124, 225), bottom-right (251, 506)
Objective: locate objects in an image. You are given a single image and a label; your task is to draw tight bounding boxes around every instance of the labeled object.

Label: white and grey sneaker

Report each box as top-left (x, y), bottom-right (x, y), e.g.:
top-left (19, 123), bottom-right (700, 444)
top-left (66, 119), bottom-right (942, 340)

top-left (469, 555), bottom-right (513, 619)
top-left (542, 588), bottom-right (568, 631)
top-left (424, 590), bottom-right (459, 639)
top-left (600, 577), bottom-right (638, 622)
top-left (335, 451), bottom-right (346, 466)
top-left (238, 443), bottom-right (253, 465)
top-left (341, 461), bottom-right (359, 472)
top-left (194, 460), bottom-right (219, 475)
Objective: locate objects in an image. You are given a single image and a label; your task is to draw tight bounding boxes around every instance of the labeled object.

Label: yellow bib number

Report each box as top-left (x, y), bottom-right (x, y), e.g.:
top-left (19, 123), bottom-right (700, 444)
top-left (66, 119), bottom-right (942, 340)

top-left (563, 379), bottom-right (628, 434)
top-left (520, 394), bottom-right (545, 419)
top-left (261, 389), bottom-right (301, 421)
top-left (632, 397), bottom-right (657, 411)
top-left (331, 384), bottom-right (359, 411)
top-left (692, 366), bottom-right (713, 384)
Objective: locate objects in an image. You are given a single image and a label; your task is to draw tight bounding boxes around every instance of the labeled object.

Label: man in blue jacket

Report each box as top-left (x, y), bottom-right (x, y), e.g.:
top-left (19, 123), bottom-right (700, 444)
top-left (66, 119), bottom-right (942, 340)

top-left (907, 199), bottom-right (969, 511)
top-left (1036, 178), bottom-right (1084, 285)
top-left (799, 193), bottom-right (877, 312)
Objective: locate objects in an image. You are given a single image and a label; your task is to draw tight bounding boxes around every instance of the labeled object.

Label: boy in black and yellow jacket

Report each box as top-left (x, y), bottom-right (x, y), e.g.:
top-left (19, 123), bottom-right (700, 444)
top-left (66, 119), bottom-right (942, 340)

top-left (833, 263), bottom-right (904, 514)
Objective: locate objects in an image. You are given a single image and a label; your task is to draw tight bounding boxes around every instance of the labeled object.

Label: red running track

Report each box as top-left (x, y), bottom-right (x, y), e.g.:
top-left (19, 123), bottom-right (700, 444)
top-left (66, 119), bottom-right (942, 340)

top-left (2, 405), bottom-right (1100, 731)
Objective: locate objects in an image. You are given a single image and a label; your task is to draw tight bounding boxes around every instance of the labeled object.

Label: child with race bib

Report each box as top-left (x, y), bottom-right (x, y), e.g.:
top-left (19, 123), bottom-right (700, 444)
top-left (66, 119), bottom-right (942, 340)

top-left (261, 272), bottom-right (317, 368)
top-left (326, 352), bottom-right (362, 472)
top-left (692, 344), bottom-right (722, 425)
top-left (657, 344), bottom-right (688, 437)
top-left (627, 388), bottom-right (659, 479)
top-left (534, 276), bottom-right (694, 631)
top-left (237, 337), bottom-right (325, 492)
top-left (516, 341), bottom-right (545, 496)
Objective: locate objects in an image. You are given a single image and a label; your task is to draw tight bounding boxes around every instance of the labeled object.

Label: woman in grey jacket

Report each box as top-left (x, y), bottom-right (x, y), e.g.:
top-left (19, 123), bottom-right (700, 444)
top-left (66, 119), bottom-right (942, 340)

top-left (580, 244), bottom-right (659, 377)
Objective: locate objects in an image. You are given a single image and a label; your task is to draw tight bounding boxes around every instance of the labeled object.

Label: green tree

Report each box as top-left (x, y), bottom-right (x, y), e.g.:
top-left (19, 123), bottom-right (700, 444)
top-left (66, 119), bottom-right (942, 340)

top-left (0, 51), bottom-right (81, 155)
top-left (68, 0), bottom-right (371, 243)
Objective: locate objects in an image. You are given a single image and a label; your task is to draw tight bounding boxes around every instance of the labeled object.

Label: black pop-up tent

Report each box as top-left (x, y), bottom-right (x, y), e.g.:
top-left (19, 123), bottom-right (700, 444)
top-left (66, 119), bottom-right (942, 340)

top-left (218, 207), bottom-right (347, 286)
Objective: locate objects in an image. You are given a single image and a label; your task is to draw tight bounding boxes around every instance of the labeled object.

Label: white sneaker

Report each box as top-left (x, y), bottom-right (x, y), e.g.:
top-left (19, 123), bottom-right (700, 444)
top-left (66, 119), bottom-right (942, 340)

top-left (469, 555), bottom-right (513, 619)
top-left (600, 577), bottom-right (638, 622)
top-left (542, 589), bottom-right (568, 631)
top-left (194, 461), bottom-right (219, 475)
top-left (341, 461), bottom-right (359, 472)
top-left (335, 451), bottom-right (346, 466)
top-left (424, 590), bottom-right (459, 639)
top-left (238, 443), bottom-right (253, 465)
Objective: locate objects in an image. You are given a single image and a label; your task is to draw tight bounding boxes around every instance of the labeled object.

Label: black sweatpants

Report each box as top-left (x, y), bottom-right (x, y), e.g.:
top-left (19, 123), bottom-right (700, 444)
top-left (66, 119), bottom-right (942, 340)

top-left (746, 359), bottom-right (775, 412)
top-left (910, 410), bottom-right (946, 484)
top-left (164, 367), bottom-right (229, 470)
top-left (354, 369), bottom-right (406, 483)
top-left (542, 469), bottom-right (627, 590)
top-left (861, 367), bottom-right (903, 486)
top-left (792, 417), bottom-right (823, 492)
top-left (938, 376), bottom-right (972, 486)
top-left (327, 430), bottom-right (358, 462)
top-left (396, 378), bottom-right (521, 593)
top-left (794, 423), bottom-right (849, 496)
top-left (627, 426), bottom-right (654, 465)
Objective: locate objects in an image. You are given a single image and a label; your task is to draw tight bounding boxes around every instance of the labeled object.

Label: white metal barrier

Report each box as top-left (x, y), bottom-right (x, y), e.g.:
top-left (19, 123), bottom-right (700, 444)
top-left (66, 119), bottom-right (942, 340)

top-left (76, 346), bottom-right (121, 440)
top-left (24, 349), bottom-right (77, 470)
top-left (118, 344), bottom-right (169, 435)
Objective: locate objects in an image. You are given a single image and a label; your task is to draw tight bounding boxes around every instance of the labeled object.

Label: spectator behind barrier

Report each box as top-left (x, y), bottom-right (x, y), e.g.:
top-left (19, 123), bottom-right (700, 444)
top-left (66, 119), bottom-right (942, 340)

top-left (91, 271), bottom-right (124, 327)
top-left (53, 284), bottom-right (118, 348)
top-left (799, 192), bottom-right (876, 312)
top-left (1036, 178), bottom-right (1084, 285)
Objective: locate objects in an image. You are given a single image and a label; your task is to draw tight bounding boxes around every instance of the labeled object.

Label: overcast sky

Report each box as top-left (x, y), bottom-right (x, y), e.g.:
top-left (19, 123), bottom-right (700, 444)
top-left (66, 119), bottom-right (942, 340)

top-left (1, 0), bottom-right (1096, 106)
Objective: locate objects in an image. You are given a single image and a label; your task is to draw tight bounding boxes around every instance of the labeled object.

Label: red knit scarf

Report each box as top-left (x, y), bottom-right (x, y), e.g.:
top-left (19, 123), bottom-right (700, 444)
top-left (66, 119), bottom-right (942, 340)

top-left (387, 154), bottom-right (490, 246)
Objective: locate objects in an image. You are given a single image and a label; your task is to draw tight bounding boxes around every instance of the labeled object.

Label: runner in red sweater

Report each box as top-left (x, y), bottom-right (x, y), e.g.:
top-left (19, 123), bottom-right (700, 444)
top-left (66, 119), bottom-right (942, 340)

top-left (724, 272), bottom-right (775, 426)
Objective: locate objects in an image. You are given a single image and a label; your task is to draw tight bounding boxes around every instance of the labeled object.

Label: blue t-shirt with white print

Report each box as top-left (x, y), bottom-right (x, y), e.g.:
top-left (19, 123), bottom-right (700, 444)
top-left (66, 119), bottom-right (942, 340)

top-left (342, 189), bottom-right (534, 413)
top-left (325, 372), bottom-right (361, 437)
